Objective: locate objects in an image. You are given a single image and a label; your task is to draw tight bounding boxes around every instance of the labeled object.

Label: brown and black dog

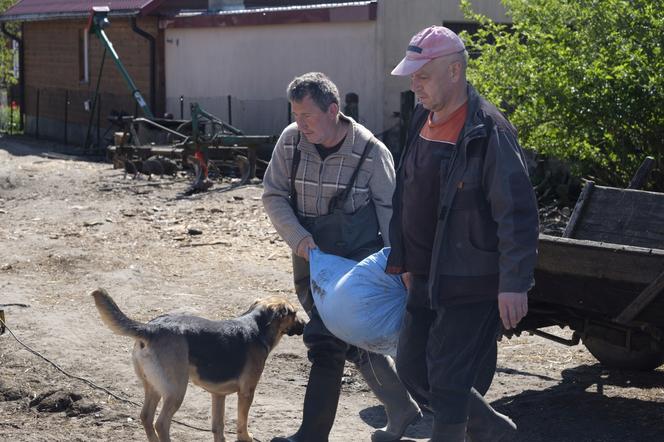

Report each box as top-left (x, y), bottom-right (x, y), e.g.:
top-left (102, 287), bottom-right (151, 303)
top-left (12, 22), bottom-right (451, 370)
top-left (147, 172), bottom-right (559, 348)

top-left (91, 288), bottom-right (306, 442)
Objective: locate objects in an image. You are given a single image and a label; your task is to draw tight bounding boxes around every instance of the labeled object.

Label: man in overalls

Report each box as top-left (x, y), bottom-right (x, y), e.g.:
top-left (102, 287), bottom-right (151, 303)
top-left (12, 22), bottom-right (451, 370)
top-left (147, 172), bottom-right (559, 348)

top-left (263, 72), bottom-right (421, 442)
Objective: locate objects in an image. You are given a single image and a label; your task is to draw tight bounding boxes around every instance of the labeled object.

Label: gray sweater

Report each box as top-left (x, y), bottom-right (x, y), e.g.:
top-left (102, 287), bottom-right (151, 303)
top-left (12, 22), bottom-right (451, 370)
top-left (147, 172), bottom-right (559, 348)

top-left (262, 115), bottom-right (396, 252)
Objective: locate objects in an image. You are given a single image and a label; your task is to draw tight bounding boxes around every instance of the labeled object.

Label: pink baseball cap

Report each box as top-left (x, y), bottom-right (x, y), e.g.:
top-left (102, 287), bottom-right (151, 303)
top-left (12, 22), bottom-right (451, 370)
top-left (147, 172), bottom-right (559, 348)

top-left (391, 26), bottom-right (465, 76)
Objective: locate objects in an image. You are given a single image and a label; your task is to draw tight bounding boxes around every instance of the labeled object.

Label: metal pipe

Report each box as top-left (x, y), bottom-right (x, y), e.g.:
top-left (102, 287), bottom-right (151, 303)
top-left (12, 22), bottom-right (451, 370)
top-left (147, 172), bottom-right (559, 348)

top-left (85, 47), bottom-right (107, 150)
top-left (131, 117), bottom-right (187, 139)
top-left (97, 93), bottom-right (101, 147)
top-left (1, 11), bottom-right (137, 23)
top-left (130, 17), bottom-right (156, 115)
top-left (64, 89), bottom-right (69, 144)
top-left (195, 103), bottom-right (243, 135)
top-left (35, 88), bottom-right (40, 138)
top-left (530, 329), bottom-right (580, 347)
top-left (92, 24), bottom-right (153, 118)
top-left (227, 94), bottom-right (232, 125)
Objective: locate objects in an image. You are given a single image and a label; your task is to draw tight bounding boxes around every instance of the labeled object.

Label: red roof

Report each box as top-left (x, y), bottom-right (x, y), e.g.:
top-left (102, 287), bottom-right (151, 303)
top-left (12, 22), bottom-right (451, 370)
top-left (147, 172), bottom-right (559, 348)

top-left (0, 0), bottom-right (205, 21)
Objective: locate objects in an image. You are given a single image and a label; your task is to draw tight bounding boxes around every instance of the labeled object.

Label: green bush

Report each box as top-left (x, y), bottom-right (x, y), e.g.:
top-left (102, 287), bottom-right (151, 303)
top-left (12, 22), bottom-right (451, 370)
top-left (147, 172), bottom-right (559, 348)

top-left (461, 0), bottom-right (664, 189)
top-left (0, 101), bottom-right (21, 134)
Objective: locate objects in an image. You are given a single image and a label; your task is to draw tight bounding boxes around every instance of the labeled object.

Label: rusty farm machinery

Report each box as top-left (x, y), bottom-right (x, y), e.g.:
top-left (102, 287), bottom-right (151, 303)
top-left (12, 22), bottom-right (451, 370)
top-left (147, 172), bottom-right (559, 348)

top-left (86, 6), bottom-right (275, 193)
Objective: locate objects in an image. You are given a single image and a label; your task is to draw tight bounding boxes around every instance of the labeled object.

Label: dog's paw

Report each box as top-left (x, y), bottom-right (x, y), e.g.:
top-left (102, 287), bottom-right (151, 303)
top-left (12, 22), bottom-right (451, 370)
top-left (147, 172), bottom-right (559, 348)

top-left (236, 431), bottom-right (254, 442)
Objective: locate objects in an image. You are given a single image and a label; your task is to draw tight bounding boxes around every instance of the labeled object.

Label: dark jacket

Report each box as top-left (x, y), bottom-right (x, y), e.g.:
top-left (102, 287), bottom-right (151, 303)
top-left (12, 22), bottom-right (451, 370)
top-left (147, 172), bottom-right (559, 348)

top-left (387, 84), bottom-right (539, 306)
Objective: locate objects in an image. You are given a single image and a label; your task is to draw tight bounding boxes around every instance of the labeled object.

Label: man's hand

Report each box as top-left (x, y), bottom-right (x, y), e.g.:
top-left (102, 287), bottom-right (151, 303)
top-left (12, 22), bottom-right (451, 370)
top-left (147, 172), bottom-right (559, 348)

top-left (498, 292), bottom-right (528, 330)
top-left (296, 236), bottom-right (317, 261)
top-left (401, 272), bottom-right (412, 290)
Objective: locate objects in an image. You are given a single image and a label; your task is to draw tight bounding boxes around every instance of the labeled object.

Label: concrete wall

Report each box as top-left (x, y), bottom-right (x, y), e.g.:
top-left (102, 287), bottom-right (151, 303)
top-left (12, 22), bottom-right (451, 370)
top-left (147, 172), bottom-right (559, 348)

top-left (164, 21), bottom-right (380, 136)
top-left (164, 0), bottom-right (508, 145)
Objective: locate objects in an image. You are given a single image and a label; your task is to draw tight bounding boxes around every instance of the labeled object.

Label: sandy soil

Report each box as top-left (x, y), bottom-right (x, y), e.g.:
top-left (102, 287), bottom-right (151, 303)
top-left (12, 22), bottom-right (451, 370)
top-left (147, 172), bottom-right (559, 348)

top-left (0, 135), bottom-right (663, 442)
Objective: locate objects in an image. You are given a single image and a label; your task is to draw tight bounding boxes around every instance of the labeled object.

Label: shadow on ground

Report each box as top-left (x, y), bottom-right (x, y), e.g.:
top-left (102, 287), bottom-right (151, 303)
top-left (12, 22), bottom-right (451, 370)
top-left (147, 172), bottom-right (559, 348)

top-left (498, 364), bottom-right (664, 441)
top-left (360, 363), bottom-right (664, 442)
top-left (359, 404), bottom-right (432, 441)
top-left (0, 134), bottom-right (105, 160)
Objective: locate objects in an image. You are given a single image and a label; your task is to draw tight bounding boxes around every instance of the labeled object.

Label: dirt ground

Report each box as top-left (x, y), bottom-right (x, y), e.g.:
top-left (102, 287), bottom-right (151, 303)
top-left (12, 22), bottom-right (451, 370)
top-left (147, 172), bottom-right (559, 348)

top-left (1, 135), bottom-right (663, 442)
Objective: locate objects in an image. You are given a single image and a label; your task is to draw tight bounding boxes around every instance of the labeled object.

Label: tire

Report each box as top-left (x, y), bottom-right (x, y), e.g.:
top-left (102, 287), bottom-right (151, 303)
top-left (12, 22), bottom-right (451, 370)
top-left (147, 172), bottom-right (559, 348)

top-left (583, 336), bottom-right (664, 371)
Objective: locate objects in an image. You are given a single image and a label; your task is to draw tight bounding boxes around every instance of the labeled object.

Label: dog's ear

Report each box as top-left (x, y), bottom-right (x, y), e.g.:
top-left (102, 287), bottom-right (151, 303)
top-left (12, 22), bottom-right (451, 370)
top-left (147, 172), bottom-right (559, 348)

top-left (240, 298), bottom-right (263, 316)
top-left (274, 303), bottom-right (292, 320)
top-left (262, 303), bottom-right (290, 327)
top-left (249, 298), bottom-right (262, 309)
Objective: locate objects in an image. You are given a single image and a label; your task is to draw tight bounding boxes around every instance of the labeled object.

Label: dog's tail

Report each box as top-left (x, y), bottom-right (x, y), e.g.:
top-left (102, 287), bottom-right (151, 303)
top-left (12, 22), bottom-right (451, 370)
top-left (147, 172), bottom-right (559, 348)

top-left (91, 288), bottom-right (149, 339)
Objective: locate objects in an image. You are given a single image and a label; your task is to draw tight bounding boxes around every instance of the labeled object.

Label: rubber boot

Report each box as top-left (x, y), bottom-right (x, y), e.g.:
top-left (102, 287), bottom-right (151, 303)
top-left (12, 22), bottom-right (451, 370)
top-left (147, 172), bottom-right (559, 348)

top-left (358, 354), bottom-right (423, 442)
top-left (271, 362), bottom-right (344, 442)
top-left (430, 421), bottom-right (467, 442)
top-left (466, 388), bottom-right (516, 442)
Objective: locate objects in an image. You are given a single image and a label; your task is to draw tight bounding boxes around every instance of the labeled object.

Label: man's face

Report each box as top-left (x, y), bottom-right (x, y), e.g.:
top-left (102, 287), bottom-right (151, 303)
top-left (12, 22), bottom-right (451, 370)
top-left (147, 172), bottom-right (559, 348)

top-left (410, 56), bottom-right (459, 112)
top-left (290, 95), bottom-right (338, 145)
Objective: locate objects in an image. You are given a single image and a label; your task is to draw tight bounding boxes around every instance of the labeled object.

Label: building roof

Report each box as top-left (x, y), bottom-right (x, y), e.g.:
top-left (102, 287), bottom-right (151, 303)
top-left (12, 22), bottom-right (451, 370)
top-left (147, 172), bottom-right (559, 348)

top-left (244, 0), bottom-right (363, 6)
top-left (210, 1), bottom-right (374, 15)
top-left (169, 1), bottom-right (376, 28)
top-left (0, 0), bottom-right (207, 22)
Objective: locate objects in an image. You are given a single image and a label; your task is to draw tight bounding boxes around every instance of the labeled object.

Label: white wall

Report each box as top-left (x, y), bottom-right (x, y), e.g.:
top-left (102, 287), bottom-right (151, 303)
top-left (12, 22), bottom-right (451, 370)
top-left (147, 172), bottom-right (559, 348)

top-left (164, 1), bottom-right (509, 141)
top-left (165, 21), bottom-right (380, 136)
top-left (379, 0), bottom-right (509, 133)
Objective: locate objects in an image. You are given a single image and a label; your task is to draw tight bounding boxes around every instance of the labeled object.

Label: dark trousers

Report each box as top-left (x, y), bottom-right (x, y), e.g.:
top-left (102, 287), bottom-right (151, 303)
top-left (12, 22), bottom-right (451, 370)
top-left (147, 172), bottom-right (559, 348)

top-left (396, 275), bottom-right (500, 424)
top-left (303, 306), bottom-right (368, 365)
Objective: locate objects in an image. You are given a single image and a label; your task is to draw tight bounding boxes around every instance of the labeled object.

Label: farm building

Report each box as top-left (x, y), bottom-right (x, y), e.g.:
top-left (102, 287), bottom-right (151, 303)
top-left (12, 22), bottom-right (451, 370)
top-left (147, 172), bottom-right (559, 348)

top-left (0, 0), bottom-right (509, 150)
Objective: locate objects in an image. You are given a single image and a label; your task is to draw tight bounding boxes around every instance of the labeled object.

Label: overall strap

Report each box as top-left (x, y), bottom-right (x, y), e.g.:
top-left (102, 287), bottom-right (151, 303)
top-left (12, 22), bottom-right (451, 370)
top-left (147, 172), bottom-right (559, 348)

top-left (290, 132), bottom-right (377, 212)
top-left (332, 136), bottom-right (377, 208)
top-left (289, 132), bottom-right (302, 211)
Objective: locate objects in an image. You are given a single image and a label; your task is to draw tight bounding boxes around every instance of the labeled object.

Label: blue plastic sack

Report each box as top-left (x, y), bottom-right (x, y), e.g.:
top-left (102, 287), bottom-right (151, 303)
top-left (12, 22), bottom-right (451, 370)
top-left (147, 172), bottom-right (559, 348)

top-left (309, 247), bottom-right (407, 356)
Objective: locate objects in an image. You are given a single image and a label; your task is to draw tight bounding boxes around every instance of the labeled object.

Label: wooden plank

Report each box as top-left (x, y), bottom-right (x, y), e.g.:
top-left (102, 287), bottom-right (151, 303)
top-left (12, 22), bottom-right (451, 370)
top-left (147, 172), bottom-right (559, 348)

top-left (615, 268), bottom-right (664, 324)
top-left (530, 270), bottom-right (664, 325)
top-left (569, 186), bottom-right (664, 249)
top-left (545, 174), bottom-right (664, 325)
top-left (533, 236), bottom-right (664, 323)
top-left (530, 271), bottom-right (644, 318)
top-left (563, 181), bottom-right (595, 238)
top-left (537, 235), bottom-right (664, 285)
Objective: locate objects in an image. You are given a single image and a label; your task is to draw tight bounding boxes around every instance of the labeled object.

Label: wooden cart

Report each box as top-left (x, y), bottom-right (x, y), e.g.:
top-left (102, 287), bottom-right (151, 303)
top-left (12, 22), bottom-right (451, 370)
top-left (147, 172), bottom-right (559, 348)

top-left (518, 158), bottom-right (664, 370)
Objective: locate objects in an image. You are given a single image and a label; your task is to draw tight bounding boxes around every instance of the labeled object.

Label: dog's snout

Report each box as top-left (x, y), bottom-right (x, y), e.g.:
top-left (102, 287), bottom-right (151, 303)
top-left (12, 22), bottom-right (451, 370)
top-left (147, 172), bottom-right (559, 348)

top-left (287, 313), bottom-right (307, 336)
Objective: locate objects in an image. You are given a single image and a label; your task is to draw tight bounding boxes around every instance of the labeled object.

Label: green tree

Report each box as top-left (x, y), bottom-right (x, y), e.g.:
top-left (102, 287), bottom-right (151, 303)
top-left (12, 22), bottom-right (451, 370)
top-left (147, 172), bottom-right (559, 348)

top-left (0, 0), bottom-right (19, 89)
top-left (461, 0), bottom-right (664, 188)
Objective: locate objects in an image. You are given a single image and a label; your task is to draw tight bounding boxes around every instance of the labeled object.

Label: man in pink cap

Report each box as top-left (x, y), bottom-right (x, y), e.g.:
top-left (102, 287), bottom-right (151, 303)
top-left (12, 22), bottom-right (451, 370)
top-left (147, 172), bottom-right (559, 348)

top-left (386, 26), bottom-right (539, 441)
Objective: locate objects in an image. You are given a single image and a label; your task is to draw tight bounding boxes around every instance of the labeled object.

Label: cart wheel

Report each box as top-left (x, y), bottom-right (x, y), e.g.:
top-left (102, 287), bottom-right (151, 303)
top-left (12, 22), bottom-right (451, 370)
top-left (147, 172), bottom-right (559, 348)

top-left (583, 336), bottom-right (664, 371)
